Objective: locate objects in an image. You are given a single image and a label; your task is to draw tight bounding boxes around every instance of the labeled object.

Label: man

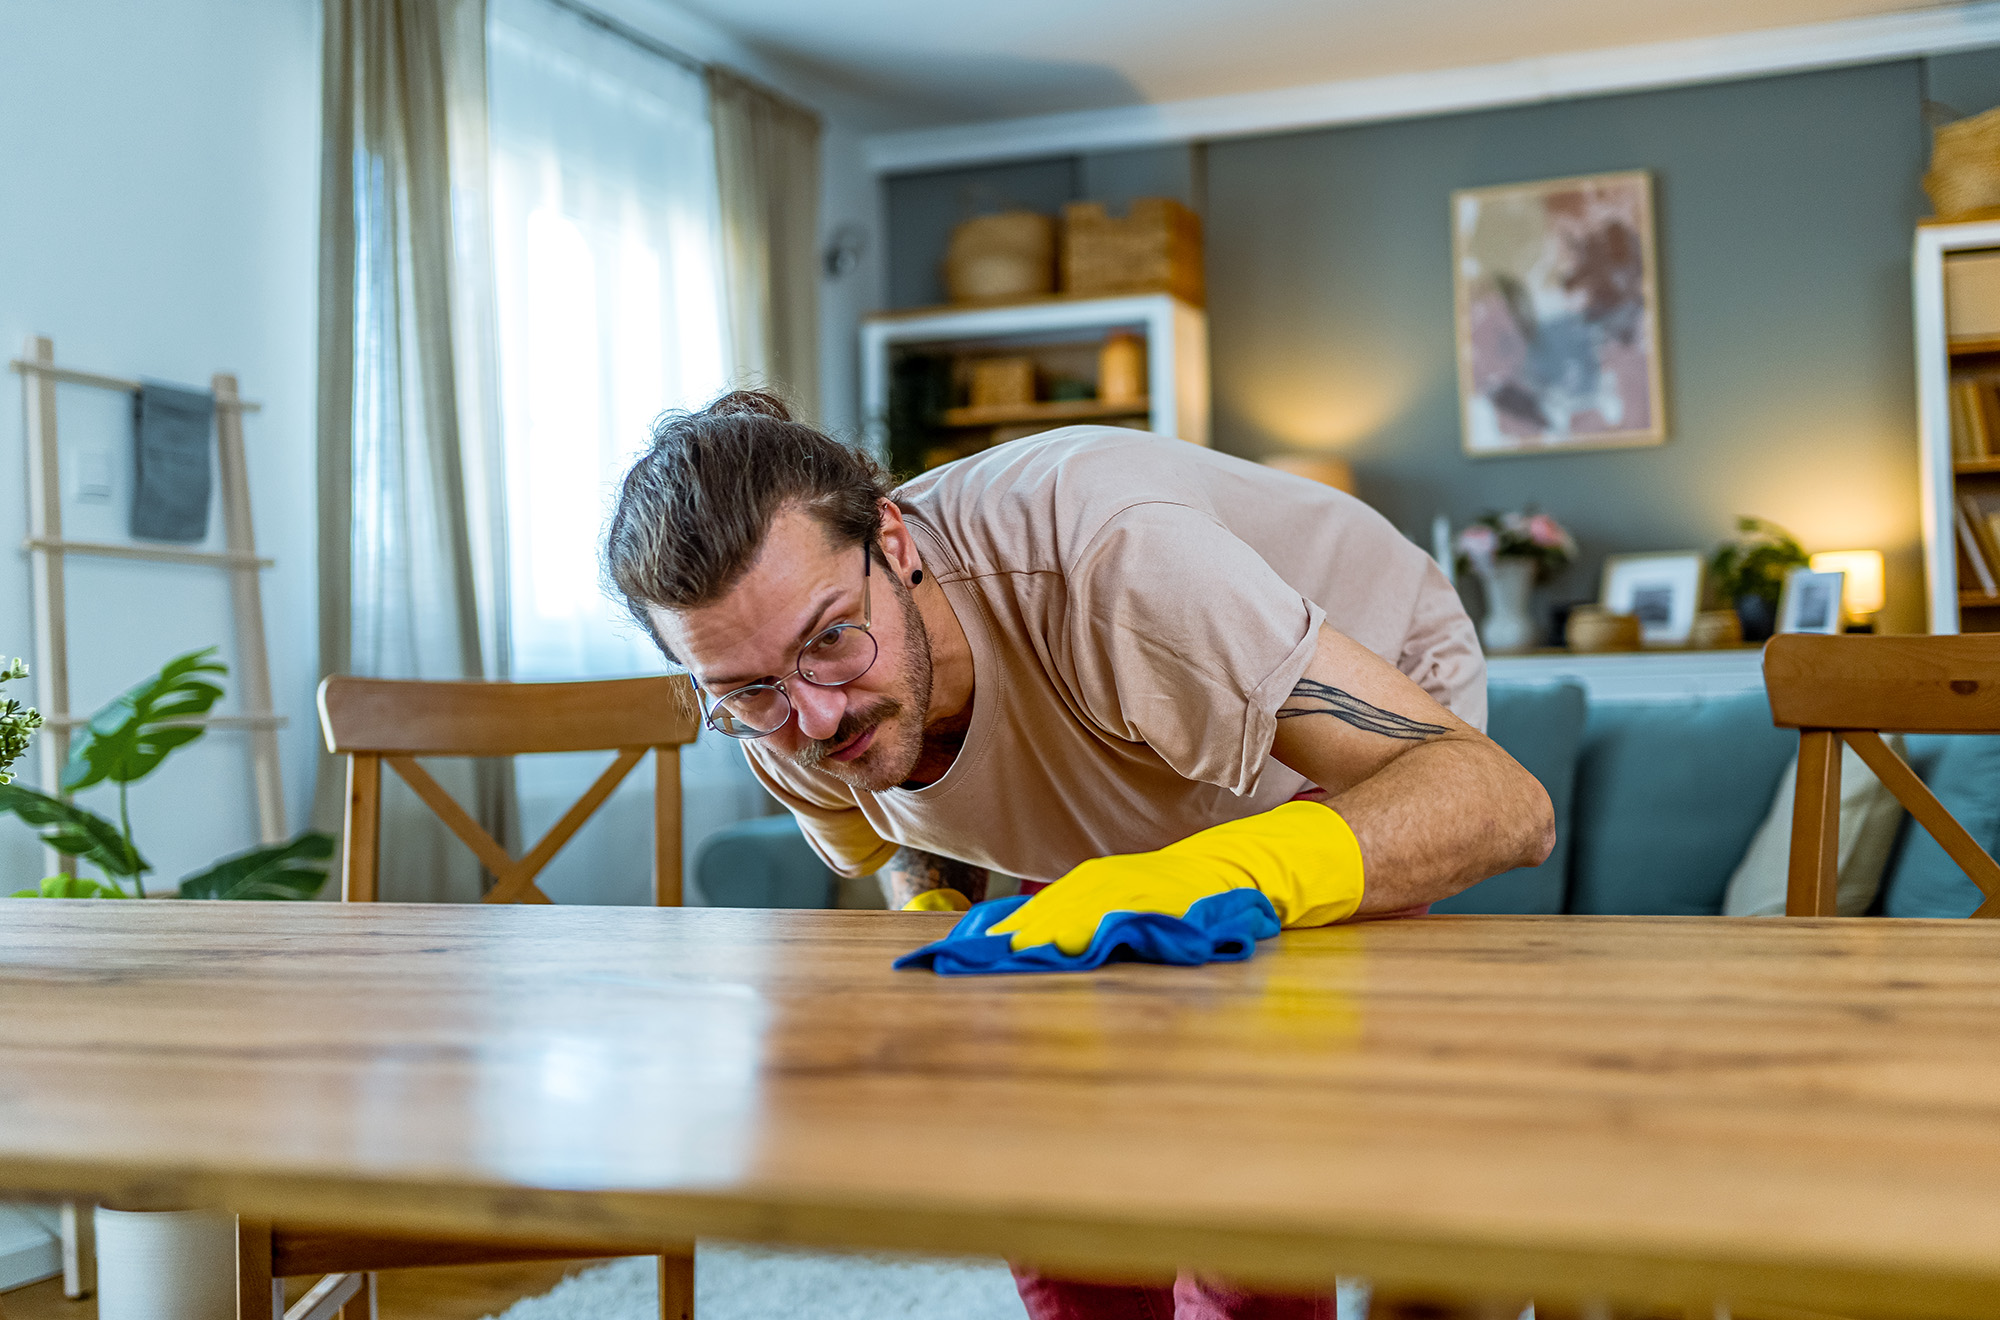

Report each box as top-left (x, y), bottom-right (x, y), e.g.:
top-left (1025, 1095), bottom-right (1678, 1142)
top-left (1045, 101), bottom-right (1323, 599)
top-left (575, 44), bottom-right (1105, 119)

top-left (606, 390), bottom-right (1552, 1319)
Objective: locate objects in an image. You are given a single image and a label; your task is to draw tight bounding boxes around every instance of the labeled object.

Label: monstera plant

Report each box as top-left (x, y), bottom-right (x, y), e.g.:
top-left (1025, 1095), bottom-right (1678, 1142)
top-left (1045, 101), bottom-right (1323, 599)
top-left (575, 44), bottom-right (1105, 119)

top-left (2, 647), bottom-right (331, 899)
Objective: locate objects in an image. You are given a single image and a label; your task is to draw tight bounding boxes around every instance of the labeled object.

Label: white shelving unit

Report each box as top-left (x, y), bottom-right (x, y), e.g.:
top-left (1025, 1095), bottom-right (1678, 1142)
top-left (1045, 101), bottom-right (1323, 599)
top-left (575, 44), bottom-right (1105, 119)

top-left (858, 293), bottom-right (1209, 468)
top-left (1486, 648), bottom-right (1767, 702)
top-left (1913, 218), bottom-right (2000, 634)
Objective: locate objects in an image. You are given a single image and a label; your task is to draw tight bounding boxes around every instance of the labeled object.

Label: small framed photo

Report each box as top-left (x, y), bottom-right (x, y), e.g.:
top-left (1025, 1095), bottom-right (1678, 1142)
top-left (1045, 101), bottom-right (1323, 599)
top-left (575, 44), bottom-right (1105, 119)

top-left (1778, 567), bottom-right (1846, 635)
top-left (1600, 552), bottom-right (1704, 645)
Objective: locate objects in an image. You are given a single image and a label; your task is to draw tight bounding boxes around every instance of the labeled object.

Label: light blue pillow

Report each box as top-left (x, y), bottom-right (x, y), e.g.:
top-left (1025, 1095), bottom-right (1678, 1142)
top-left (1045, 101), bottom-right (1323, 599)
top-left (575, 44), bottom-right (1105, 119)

top-left (1878, 735), bottom-right (2000, 918)
top-left (1568, 692), bottom-right (1797, 915)
top-left (1433, 681), bottom-right (1585, 915)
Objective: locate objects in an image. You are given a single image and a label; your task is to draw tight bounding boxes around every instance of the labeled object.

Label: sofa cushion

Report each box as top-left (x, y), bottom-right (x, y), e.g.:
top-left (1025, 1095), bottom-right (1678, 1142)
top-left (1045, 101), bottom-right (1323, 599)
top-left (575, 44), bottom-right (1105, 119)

top-left (1721, 736), bottom-right (1906, 917)
top-left (1568, 692), bottom-right (1797, 915)
top-left (1878, 735), bottom-right (2000, 918)
top-left (690, 814), bottom-right (836, 908)
top-left (1432, 681), bottom-right (1585, 915)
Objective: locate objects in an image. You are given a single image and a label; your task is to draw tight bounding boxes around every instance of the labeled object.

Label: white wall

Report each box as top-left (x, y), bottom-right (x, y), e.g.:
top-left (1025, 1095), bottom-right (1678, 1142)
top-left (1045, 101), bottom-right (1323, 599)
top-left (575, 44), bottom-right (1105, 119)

top-left (817, 119), bottom-right (888, 443)
top-left (0, 0), bottom-right (323, 890)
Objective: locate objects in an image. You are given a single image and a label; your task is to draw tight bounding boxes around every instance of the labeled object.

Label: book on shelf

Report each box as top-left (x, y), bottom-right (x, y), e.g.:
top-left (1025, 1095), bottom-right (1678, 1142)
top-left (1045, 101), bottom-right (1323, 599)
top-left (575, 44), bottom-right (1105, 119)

top-left (1958, 492), bottom-right (2000, 597)
top-left (1951, 378), bottom-right (2000, 460)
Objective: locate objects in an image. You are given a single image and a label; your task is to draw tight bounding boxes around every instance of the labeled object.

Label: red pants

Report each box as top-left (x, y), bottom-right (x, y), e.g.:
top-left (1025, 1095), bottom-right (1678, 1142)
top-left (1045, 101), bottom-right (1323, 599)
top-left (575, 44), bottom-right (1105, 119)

top-left (1011, 1267), bottom-right (1337, 1320)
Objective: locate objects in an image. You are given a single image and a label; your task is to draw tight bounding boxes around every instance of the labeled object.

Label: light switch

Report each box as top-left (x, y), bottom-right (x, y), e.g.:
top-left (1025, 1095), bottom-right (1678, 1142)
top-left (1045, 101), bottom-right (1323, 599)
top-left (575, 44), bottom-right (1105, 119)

top-left (75, 450), bottom-right (113, 503)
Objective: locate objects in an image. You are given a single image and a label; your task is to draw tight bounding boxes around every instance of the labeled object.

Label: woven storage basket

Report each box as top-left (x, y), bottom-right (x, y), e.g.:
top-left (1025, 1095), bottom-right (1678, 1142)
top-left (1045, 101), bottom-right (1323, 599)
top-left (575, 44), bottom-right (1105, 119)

top-left (1926, 106), bottom-right (2000, 220)
top-left (943, 211), bottom-right (1056, 304)
top-left (1061, 198), bottom-right (1204, 305)
top-left (968, 357), bottom-right (1036, 408)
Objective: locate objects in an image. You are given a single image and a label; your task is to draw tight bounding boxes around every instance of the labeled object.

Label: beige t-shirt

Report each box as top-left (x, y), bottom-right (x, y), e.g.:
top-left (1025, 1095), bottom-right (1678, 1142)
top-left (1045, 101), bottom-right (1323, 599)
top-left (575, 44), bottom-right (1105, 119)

top-left (746, 427), bottom-right (1484, 882)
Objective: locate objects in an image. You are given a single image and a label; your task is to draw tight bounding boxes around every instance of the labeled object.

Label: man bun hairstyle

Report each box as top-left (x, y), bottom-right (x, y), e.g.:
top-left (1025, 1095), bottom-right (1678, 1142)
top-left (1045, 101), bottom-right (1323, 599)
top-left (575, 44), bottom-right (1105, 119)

top-left (605, 389), bottom-right (893, 654)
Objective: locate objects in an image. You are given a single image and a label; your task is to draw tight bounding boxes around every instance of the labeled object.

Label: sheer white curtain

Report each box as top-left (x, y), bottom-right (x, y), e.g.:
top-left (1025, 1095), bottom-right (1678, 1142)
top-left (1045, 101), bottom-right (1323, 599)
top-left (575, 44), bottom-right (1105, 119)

top-left (486, 0), bottom-right (769, 903)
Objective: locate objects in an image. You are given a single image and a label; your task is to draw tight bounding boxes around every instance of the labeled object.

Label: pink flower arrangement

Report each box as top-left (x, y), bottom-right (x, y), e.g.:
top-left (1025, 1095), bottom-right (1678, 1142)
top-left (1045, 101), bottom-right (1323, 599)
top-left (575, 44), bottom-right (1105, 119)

top-left (1455, 508), bottom-right (1577, 582)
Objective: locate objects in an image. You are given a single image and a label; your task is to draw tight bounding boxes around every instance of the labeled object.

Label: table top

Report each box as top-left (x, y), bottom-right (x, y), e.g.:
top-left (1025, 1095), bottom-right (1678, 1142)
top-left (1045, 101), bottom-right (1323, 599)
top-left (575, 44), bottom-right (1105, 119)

top-left (4, 902), bottom-right (2000, 1316)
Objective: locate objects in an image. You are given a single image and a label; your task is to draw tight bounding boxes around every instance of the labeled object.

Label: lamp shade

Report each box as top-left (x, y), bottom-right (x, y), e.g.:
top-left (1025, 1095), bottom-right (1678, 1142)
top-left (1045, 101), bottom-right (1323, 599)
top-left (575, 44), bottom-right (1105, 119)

top-left (1809, 550), bottom-right (1886, 617)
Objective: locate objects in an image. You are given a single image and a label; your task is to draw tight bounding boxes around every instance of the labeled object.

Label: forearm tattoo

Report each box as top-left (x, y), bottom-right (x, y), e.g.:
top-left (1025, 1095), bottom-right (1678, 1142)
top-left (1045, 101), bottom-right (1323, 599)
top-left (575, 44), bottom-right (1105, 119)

top-left (878, 846), bottom-right (989, 908)
top-left (1277, 678), bottom-right (1450, 741)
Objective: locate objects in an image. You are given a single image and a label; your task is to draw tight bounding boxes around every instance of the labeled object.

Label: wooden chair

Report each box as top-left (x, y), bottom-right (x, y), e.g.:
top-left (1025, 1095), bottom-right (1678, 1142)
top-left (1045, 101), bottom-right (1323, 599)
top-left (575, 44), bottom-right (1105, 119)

top-left (235, 675), bottom-right (703, 1320)
top-left (1765, 634), bottom-right (2000, 918)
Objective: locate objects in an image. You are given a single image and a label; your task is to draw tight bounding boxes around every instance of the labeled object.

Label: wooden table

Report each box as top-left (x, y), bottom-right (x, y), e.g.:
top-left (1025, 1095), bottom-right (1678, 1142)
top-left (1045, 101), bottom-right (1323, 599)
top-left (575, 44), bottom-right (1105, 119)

top-left (6, 903), bottom-right (2000, 1317)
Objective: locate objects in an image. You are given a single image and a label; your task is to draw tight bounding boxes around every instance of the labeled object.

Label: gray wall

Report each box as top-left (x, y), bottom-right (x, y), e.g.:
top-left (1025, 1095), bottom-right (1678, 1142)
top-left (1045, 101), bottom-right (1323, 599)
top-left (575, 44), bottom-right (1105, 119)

top-left (880, 56), bottom-right (2000, 635)
top-left (1207, 61), bottom-right (1929, 632)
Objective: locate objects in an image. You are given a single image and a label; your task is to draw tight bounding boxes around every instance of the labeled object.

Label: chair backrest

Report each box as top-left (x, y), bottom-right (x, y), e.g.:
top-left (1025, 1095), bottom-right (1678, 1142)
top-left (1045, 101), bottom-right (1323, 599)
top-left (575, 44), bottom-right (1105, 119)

top-left (317, 674), bottom-right (702, 906)
top-left (1764, 634), bottom-right (2000, 917)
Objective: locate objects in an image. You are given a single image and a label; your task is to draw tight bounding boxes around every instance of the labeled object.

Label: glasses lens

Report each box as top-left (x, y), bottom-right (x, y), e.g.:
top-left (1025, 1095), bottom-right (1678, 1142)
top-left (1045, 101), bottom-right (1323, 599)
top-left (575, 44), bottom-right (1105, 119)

top-left (796, 624), bottom-right (878, 687)
top-left (711, 685), bottom-right (791, 738)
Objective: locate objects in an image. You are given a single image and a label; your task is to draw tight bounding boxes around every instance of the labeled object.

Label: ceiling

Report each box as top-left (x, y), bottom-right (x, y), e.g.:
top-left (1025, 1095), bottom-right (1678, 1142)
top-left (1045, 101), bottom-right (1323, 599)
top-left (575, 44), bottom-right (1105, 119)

top-left (673, 0), bottom-right (1960, 127)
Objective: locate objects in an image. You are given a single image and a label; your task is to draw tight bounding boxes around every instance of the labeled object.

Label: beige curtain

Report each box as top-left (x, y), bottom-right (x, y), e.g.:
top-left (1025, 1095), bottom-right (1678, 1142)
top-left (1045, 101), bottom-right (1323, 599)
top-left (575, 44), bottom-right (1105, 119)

top-left (315, 0), bottom-right (515, 902)
top-left (709, 67), bottom-right (823, 420)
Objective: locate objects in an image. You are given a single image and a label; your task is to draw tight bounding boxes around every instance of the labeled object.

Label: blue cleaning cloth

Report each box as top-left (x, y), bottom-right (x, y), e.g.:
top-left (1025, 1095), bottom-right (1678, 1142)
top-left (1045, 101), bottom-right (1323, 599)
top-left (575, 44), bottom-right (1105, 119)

top-left (894, 888), bottom-right (1282, 976)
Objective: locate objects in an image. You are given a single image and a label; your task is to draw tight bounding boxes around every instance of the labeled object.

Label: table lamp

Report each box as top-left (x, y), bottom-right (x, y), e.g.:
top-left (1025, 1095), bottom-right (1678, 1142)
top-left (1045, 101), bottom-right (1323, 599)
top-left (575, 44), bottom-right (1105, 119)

top-left (1809, 550), bottom-right (1885, 630)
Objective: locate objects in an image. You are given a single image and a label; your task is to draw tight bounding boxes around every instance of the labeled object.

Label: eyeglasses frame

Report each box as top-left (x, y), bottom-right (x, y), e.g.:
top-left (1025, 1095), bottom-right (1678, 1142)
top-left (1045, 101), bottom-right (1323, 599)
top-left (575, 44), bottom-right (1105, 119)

top-left (697, 540), bottom-right (877, 739)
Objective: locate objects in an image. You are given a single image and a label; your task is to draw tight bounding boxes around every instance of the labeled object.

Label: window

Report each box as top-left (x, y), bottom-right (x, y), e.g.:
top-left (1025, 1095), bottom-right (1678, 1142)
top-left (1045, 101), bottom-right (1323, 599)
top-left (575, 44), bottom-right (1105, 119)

top-left (487, 0), bottom-right (767, 900)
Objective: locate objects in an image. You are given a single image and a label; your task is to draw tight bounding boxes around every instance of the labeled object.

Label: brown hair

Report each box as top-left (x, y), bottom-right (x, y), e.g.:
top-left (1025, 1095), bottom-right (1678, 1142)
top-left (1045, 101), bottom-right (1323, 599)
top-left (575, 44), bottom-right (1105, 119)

top-left (605, 390), bottom-right (892, 657)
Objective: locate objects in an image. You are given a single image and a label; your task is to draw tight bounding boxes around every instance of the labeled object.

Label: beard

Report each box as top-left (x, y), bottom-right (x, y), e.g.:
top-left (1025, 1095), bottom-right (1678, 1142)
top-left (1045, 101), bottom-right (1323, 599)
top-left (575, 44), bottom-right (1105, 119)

top-left (792, 572), bottom-right (934, 792)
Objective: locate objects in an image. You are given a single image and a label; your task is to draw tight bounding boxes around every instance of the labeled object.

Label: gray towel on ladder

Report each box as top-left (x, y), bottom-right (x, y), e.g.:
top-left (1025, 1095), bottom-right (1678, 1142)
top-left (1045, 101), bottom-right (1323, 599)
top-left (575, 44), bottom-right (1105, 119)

top-left (131, 380), bottom-right (214, 542)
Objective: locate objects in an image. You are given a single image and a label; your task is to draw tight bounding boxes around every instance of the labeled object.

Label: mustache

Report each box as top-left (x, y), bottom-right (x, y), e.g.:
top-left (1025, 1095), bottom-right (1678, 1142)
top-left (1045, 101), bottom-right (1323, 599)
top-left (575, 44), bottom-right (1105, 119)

top-left (794, 696), bottom-right (903, 770)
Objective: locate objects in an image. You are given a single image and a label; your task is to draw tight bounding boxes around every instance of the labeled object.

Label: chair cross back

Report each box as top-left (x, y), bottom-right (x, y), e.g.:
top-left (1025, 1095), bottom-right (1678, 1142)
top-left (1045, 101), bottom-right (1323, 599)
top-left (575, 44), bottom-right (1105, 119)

top-left (1764, 634), bottom-right (2000, 918)
top-left (317, 674), bottom-right (701, 905)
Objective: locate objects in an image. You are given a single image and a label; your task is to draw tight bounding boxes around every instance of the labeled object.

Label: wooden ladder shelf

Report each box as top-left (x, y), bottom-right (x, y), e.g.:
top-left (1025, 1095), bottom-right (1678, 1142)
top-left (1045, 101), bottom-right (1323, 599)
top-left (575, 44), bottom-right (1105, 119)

top-left (9, 333), bottom-right (287, 853)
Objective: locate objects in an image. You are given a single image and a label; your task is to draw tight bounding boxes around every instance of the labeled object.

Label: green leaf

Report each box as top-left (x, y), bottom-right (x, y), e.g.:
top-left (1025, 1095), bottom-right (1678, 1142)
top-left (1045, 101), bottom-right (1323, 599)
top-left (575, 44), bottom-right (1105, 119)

top-left (0, 783), bottom-right (147, 877)
top-left (62, 647), bottom-right (227, 793)
top-left (177, 831), bottom-right (333, 901)
top-left (11, 873), bottom-right (133, 899)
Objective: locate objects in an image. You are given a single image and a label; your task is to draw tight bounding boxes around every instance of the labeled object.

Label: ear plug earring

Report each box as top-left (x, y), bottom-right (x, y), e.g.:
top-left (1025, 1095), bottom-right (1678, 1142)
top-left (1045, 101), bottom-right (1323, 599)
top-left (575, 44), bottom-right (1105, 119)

top-left (911, 569), bottom-right (924, 585)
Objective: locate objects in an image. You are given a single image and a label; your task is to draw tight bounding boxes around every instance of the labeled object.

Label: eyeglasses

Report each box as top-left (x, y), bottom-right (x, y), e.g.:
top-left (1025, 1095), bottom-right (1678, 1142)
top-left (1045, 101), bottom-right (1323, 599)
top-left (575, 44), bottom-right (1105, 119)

top-left (698, 541), bottom-right (879, 739)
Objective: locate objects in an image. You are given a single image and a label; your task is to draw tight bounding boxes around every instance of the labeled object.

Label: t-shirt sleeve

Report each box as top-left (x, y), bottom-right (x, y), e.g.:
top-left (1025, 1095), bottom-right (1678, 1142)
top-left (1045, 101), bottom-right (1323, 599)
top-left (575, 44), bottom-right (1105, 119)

top-left (742, 746), bottom-right (900, 879)
top-left (1064, 501), bottom-right (1325, 796)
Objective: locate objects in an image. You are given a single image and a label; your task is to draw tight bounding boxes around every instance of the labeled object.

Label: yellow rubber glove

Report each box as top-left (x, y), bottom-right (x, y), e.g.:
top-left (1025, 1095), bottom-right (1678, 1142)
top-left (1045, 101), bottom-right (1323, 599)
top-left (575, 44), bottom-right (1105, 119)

top-left (987, 800), bottom-right (1366, 955)
top-left (902, 888), bottom-right (972, 913)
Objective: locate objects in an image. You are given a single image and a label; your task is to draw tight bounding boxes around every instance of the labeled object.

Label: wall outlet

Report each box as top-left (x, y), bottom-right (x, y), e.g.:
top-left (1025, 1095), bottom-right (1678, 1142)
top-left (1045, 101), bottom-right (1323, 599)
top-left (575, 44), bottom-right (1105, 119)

top-left (74, 449), bottom-right (113, 502)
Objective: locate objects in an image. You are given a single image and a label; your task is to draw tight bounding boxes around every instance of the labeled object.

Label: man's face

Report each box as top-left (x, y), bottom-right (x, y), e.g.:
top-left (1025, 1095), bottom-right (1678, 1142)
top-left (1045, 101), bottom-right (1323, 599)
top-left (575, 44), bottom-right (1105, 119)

top-left (651, 506), bottom-right (934, 793)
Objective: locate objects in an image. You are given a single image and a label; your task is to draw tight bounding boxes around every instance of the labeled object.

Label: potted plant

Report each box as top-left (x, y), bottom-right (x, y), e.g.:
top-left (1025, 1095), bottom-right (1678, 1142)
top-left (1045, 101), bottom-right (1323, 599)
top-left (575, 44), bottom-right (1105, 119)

top-left (2, 647), bottom-right (331, 899)
top-left (1456, 510), bottom-right (1577, 653)
top-left (1708, 517), bottom-right (1809, 643)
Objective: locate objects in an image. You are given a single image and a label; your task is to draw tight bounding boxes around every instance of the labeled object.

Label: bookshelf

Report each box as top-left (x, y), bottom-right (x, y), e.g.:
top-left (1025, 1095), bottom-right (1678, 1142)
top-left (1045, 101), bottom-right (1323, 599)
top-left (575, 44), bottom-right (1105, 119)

top-left (1914, 219), bottom-right (2000, 632)
top-left (859, 293), bottom-right (1209, 477)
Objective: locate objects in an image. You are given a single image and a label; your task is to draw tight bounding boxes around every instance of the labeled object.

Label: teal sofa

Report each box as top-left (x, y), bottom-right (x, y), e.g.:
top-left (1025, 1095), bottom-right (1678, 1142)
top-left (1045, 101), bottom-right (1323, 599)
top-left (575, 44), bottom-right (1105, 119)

top-left (1435, 683), bottom-right (2000, 918)
top-left (691, 683), bottom-right (2000, 918)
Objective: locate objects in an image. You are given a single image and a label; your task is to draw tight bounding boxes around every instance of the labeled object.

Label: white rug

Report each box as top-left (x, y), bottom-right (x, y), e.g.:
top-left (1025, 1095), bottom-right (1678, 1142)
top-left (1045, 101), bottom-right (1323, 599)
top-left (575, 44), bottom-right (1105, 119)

top-left (482, 1245), bottom-right (1387, 1320)
top-left (483, 1243), bottom-right (1030, 1320)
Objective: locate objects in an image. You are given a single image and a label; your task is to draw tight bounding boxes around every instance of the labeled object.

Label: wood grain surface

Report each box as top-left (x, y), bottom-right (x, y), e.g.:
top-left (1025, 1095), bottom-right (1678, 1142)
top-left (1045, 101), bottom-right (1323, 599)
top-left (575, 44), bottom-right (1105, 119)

top-left (7, 903), bottom-right (2000, 1316)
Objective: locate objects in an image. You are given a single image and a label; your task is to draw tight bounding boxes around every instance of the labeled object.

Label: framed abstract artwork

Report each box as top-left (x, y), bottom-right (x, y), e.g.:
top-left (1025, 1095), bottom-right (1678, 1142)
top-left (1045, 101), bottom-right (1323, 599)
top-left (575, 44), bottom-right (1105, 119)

top-left (1452, 170), bottom-right (1666, 457)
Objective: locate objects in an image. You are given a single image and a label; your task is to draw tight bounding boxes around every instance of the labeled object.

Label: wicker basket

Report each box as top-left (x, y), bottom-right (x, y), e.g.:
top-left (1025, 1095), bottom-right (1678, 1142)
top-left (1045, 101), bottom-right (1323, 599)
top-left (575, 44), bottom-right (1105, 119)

top-left (968, 357), bottom-right (1036, 408)
top-left (1060, 198), bottom-right (1204, 305)
top-left (943, 211), bottom-right (1056, 304)
top-left (1926, 106), bottom-right (2000, 220)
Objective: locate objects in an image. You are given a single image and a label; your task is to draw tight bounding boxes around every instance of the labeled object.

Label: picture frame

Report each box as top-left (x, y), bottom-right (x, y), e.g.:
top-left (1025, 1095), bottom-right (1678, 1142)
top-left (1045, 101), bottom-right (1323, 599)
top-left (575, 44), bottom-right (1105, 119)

top-left (1778, 567), bottom-right (1847, 635)
top-left (1600, 552), bottom-right (1704, 646)
top-left (1452, 170), bottom-right (1667, 457)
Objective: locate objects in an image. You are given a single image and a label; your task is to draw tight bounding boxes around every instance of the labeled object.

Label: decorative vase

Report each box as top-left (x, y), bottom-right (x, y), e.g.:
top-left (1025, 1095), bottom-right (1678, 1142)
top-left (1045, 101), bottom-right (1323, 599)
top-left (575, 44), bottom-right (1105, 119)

top-left (1735, 592), bottom-right (1777, 643)
top-left (1477, 557), bottom-right (1539, 653)
top-left (94, 1207), bottom-right (236, 1320)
